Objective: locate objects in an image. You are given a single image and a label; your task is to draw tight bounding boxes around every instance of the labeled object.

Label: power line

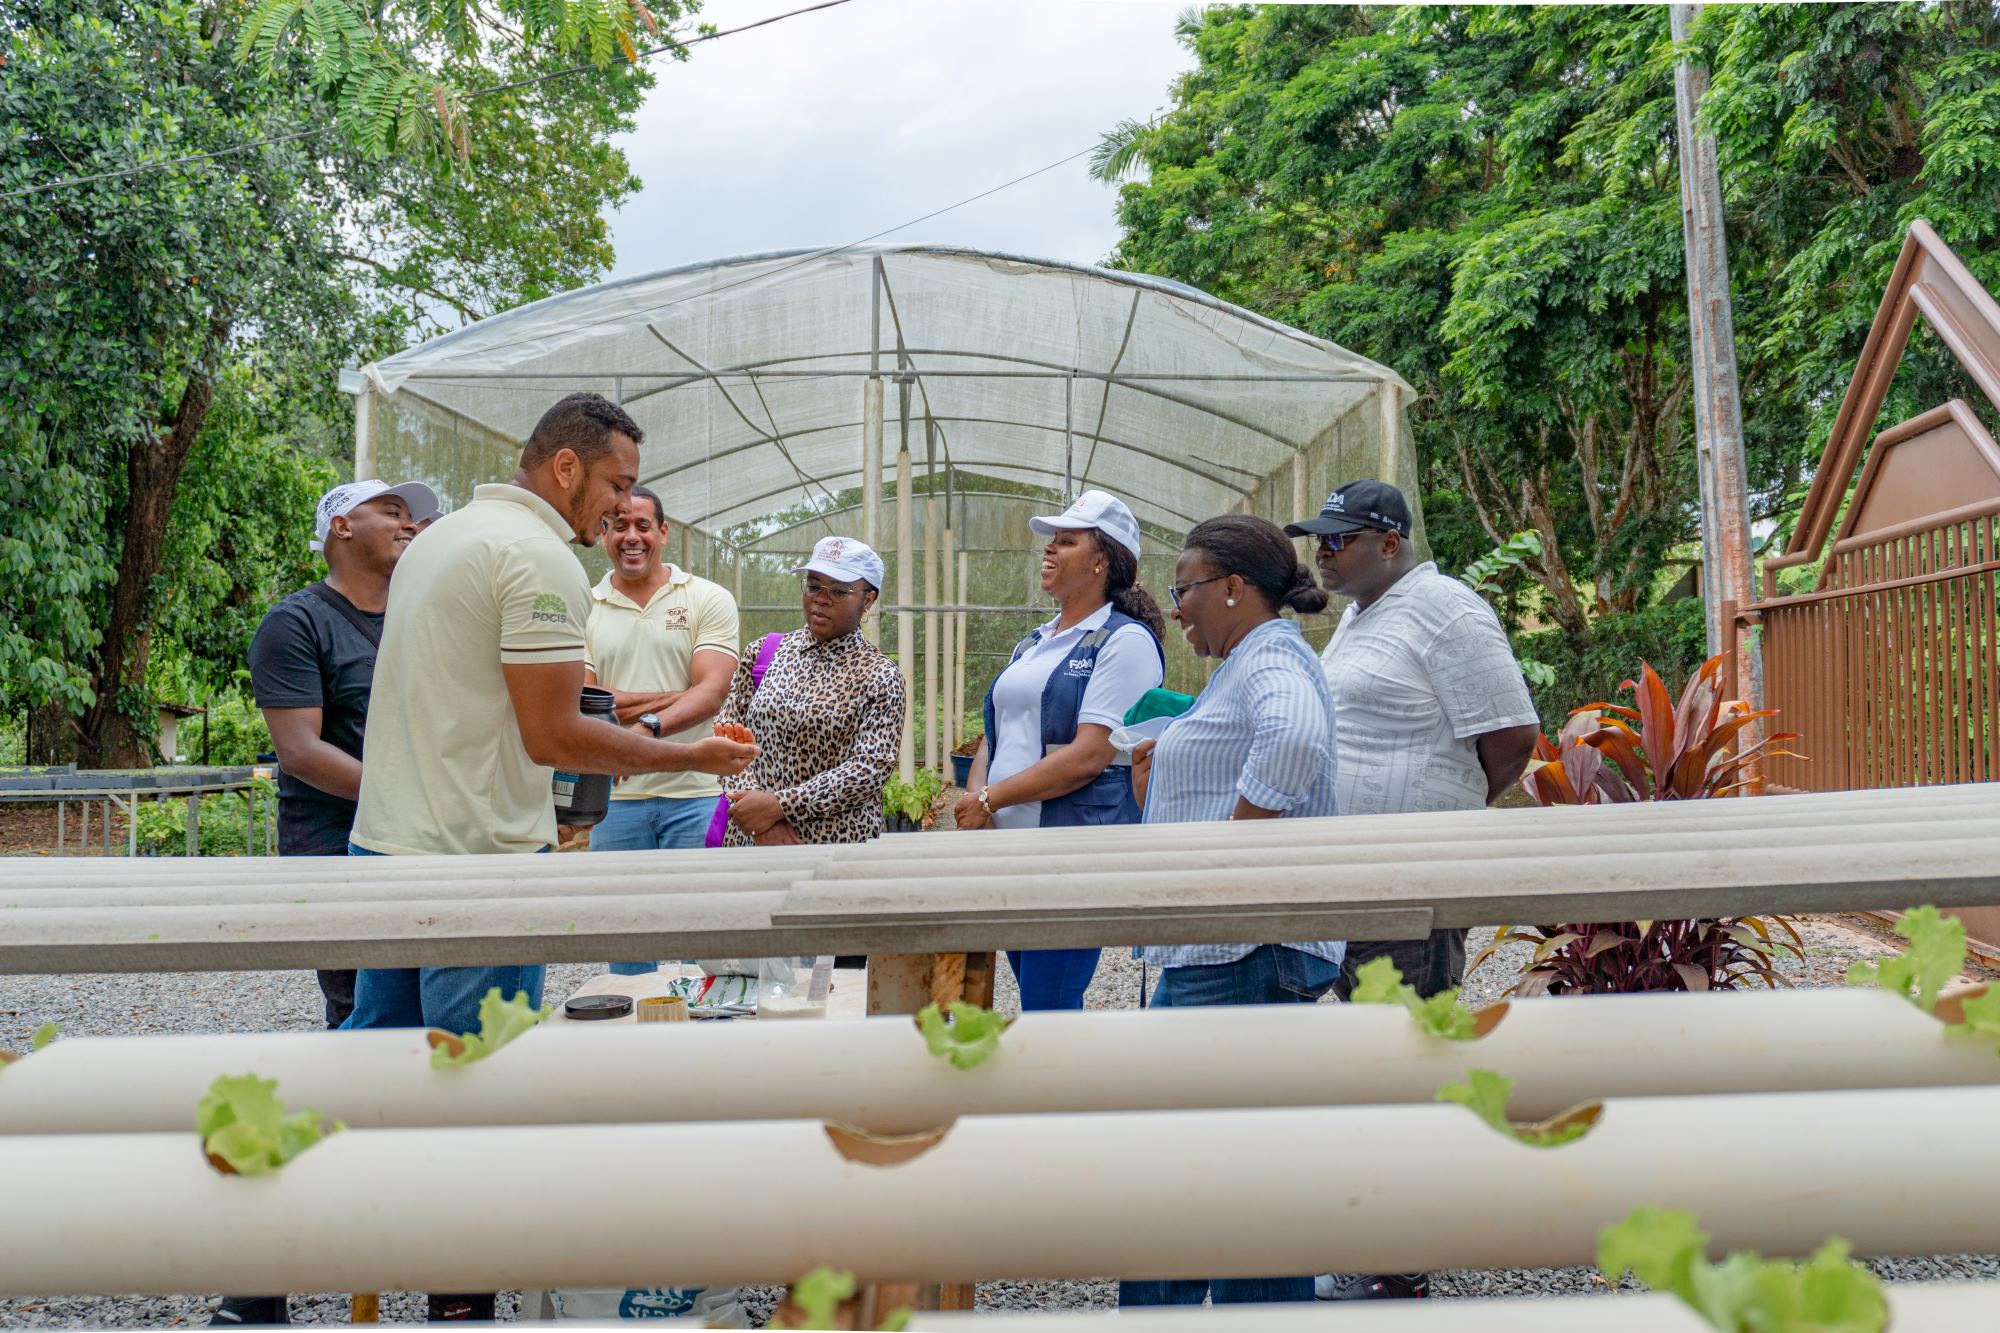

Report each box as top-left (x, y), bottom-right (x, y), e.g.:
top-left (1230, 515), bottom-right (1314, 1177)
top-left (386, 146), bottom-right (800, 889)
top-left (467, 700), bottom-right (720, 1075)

top-left (0, 0), bottom-right (857, 203)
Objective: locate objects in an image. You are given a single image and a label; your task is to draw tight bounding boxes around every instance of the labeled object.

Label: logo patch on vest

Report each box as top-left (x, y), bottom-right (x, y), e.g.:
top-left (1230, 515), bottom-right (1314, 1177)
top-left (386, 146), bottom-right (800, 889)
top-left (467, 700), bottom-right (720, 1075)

top-left (1066, 657), bottom-right (1095, 676)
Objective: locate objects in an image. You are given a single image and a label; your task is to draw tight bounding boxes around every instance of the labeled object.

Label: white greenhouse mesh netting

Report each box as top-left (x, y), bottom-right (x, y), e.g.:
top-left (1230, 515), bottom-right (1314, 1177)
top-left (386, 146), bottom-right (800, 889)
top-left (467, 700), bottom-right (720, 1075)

top-left (353, 244), bottom-right (1423, 747)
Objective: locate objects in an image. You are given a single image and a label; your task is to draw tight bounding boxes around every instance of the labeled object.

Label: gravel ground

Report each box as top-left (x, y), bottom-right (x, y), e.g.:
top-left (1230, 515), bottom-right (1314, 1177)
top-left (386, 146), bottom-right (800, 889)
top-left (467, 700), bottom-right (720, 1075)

top-left (3, 916), bottom-right (1994, 1324)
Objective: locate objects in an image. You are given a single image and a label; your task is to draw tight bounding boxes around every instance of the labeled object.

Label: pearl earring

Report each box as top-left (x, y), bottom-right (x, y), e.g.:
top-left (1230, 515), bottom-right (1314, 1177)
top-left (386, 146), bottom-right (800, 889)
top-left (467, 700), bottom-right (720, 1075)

top-left (1094, 566), bottom-right (1102, 574)
top-left (1225, 597), bottom-right (1236, 607)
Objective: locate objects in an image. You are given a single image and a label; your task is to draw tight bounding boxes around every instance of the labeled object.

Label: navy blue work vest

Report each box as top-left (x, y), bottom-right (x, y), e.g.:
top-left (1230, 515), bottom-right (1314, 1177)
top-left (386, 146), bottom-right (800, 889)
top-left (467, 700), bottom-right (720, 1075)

top-left (982, 610), bottom-right (1164, 828)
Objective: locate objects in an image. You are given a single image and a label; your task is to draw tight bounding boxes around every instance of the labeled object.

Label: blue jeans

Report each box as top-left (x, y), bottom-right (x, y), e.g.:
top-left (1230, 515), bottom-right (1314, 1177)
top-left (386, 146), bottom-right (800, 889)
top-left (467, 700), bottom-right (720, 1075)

top-left (1006, 948), bottom-right (1102, 1011)
top-left (1117, 945), bottom-right (1338, 1309)
top-left (591, 796), bottom-right (717, 973)
top-left (342, 843), bottom-right (546, 1032)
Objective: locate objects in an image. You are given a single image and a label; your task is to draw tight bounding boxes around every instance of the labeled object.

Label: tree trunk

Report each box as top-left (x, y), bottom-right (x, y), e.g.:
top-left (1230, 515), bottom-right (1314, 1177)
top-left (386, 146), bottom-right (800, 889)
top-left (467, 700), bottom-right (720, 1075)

top-left (76, 319), bottom-right (230, 768)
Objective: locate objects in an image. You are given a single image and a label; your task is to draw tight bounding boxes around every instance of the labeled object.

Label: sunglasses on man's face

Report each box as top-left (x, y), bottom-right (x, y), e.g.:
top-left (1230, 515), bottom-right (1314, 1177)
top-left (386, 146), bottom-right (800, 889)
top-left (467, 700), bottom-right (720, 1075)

top-left (1316, 529), bottom-right (1380, 554)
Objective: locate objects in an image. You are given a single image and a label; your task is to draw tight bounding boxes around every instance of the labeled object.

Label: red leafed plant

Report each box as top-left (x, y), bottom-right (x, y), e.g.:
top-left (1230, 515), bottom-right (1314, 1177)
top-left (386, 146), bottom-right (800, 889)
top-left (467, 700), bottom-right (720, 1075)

top-left (1475, 654), bottom-right (1806, 996)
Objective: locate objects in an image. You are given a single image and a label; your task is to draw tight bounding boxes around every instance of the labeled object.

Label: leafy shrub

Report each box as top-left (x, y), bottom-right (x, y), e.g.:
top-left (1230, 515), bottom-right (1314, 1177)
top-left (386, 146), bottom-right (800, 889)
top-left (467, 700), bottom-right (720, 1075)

top-left (134, 776), bottom-right (277, 856)
top-left (881, 768), bottom-right (946, 829)
top-left (1474, 653), bottom-right (1803, 996)
top-left (1513, 599), bottom-right (1707, 736)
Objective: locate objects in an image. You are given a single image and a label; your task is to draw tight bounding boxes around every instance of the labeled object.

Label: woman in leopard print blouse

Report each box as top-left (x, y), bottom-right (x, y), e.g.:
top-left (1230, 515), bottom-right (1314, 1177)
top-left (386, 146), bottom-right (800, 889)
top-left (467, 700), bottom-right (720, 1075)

top-left (718, 536), bottom-right (906, 846)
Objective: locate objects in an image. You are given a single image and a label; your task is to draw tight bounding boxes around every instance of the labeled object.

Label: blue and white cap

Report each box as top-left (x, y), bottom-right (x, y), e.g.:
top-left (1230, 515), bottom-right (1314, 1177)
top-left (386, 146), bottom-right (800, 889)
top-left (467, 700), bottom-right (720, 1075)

top-left (1029, 489), bottom-right (1143, 560)
top-left (792, 535), bottom-right (884, 591)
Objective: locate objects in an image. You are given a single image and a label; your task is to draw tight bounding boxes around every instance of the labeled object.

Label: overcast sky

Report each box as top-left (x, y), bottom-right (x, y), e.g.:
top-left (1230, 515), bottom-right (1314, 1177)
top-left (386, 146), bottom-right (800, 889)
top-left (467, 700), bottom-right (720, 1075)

top-left (603, 0), bottom-right (1197, 280)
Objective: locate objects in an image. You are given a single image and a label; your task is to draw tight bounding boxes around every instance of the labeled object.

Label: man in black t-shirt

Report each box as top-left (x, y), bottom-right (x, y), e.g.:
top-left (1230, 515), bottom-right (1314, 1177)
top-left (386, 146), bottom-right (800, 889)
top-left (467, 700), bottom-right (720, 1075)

top-left (221, 480), bottom-right (435, 1329)
top-left (248, 479), bottom-right (439, 1025)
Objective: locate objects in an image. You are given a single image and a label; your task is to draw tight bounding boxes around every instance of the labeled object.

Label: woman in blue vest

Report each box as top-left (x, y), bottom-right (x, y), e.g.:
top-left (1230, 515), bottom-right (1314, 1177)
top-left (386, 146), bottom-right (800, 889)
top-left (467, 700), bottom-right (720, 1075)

top-left (953, 489), bottom-right (1166, 1010)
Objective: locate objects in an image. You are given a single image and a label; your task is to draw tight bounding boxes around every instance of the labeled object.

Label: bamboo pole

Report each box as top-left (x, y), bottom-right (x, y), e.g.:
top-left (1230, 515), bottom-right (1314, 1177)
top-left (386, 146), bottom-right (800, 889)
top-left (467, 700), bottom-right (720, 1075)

top-left (924, 491), bottom-right (939, 773)
top-left (956, 550), bottom-right (969, 741)
top-left (1292, 448), bottom-right (1312, 562)
top-left (5, 988), bottom-right (1996, 1137)
top-left (352, 386), bottom-right (376, 482)
top-left (894, 446), bottom-right (915, 781)
top-left (10, 1087), bottom-right (2000, 1293)
top-left (861, 377), bottom-right (883, 647)
top-left (941, 525), bottom-right (957, 761)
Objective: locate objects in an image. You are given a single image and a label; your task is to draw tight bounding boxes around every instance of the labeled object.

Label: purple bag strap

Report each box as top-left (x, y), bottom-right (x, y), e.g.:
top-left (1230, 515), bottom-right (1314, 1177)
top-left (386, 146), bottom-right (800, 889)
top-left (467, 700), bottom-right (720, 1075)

top-left (706, 632), bottom-right (784, 849)
top-left (750, 631), bottom-right (784, 688)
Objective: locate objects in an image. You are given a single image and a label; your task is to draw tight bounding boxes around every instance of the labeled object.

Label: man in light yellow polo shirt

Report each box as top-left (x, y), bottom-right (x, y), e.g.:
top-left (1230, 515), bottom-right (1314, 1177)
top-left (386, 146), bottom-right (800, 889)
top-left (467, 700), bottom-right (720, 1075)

top-left (347, 392), bottom-right (757, 1040)
top-left (584, 483), bottom-right (740, 972)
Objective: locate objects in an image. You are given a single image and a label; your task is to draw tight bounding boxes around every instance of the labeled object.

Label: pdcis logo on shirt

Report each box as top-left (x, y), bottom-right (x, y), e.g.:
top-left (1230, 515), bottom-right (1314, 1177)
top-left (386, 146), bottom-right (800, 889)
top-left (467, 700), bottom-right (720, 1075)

top-left (529, 593), bottom-right (570, 626)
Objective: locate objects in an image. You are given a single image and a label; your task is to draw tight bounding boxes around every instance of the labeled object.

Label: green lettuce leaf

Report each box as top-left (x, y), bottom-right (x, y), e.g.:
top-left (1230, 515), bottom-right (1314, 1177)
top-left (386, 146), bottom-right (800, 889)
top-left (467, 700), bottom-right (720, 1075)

top-left (1845, 905), bottom-right (1964, 1011)
top-left (1436, 1069), bottom-right (1589, 1148)
top-left (1351, 956), bottom-right (1479, 1040)
top-left (428, 987), bottom-right (552, 1069)
top-left (197, 1074), bottom-right (342, 1176)
top-left (916, 1001), bottom-right (1009, 1070)
top-left (772, 1265), bottom-right (907, 1330)
top-left (1598, 1207), bottom-right (1886, 1332)
top-left (30, 1023), bottom-right (57, 1052)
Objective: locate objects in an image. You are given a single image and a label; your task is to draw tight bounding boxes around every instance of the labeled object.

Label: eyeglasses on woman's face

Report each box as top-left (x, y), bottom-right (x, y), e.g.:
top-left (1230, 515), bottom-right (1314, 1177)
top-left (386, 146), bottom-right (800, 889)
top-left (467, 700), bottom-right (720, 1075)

top-left (802, 576), bottom-right (860, 603)
top-left (1168, 574), bottom-right (1227, 610)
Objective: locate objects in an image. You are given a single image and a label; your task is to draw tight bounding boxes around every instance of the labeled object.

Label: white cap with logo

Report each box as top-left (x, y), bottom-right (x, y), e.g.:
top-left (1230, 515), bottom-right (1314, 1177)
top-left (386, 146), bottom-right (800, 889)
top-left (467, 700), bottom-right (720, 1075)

top-left (791, 535), bottom-right (885, 591)
top-left (311, 479), bottom-right (442, 552)
top-left (1028, 488), bottom-right (1143, 560)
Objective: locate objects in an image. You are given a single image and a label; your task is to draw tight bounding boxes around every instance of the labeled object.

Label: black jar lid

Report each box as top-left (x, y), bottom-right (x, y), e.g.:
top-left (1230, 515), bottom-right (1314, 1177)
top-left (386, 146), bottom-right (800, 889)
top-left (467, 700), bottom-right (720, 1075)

top-left (565, 993), bottom-right (634, 1021)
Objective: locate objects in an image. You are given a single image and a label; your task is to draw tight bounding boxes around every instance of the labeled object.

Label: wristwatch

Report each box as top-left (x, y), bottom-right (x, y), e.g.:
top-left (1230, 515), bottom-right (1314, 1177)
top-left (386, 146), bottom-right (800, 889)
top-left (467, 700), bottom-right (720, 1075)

top-left (639, 712), bottom-right (662, 737)
top-left (977, 786), bottom-right (995, 817)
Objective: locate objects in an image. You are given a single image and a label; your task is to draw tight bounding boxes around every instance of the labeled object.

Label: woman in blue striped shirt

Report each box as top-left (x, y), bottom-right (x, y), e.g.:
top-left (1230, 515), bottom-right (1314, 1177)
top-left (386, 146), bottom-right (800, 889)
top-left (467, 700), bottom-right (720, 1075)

top-left (1123, 513), bottom-right (1342, 1310)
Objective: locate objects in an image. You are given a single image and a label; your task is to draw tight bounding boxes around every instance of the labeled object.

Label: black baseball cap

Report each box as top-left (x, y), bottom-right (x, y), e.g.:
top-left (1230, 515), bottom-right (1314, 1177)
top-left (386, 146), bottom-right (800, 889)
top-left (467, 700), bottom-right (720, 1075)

top-left (1284, 479), bottom-right (1413, 539)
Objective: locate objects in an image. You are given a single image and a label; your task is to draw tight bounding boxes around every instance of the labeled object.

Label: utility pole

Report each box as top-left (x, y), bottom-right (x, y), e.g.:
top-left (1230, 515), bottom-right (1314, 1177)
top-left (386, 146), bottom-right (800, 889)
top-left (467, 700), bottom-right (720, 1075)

top-left (1672, 4), bottom-right (1759, 706)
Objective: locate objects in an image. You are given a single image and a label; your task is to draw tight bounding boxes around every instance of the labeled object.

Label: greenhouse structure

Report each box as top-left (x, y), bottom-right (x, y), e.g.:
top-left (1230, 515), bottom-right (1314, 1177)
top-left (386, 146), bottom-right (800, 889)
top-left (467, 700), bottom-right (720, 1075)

top-left (342, 245), bottom-right (1420, 779)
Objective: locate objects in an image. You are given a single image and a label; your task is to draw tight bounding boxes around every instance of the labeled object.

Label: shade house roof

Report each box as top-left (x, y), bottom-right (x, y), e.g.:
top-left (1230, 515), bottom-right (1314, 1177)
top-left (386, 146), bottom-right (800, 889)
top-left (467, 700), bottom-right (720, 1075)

top-left (354, 243), bottom-right (1413, 536)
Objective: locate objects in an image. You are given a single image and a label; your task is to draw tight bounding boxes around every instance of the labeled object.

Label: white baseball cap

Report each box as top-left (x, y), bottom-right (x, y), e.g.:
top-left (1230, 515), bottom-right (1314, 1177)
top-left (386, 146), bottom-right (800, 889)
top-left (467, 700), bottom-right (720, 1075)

top-left (791, 535), bottom-right (885, 591)
top-left (311, 479), bottom-right (442, 552)
top-left (1029, 488), bottom-right (1143, 560)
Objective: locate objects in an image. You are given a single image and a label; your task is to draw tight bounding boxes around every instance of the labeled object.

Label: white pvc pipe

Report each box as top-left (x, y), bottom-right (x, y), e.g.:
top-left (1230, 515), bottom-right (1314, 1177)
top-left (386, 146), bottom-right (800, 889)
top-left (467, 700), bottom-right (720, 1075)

top-left (933, 1284), bottom-right (2000, 1332)
top-left (9, 812), bottom-right (1982, 910)
top-left (12, 781), bottom-right (1994, 886)
top-left (7, 1086), bottom-right (2000, 1293)
top-left (3, 988), bottom-right (1993, 1136)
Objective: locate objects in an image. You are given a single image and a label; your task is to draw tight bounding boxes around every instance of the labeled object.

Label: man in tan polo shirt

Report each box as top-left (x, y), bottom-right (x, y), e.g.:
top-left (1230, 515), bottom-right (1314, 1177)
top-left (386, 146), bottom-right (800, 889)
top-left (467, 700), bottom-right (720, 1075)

top-left (584, 482), bottom-right (740, 972)
top-left (347, 392), bottom-right (756, 1034)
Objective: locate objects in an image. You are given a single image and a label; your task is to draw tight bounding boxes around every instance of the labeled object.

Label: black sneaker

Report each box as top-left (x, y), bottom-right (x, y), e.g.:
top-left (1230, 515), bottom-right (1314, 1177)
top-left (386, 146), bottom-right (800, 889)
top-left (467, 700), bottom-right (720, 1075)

top-left (208, 1296), bottom-right (287, 1326)
top-left (1315, 1272), bottom-right (1430, 1300)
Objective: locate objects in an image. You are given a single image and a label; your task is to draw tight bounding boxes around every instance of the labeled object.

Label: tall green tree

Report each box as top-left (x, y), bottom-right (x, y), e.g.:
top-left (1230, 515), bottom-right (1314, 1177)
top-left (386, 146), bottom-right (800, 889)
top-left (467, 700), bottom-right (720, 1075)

top-left (1095, 4), bottom-right (2000, 636)
top-left (1, 0), bottom-right (680, 764)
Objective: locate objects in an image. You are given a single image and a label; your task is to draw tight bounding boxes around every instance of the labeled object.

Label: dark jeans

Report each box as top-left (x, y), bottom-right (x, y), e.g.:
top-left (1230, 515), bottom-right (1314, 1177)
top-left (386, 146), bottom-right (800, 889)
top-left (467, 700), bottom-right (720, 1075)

top-left (1333, 928), bottom-right (1468, 1002)
top-left (1117, 944), bottom-right (1338, 1309)
top-left (315, 969), bottom-right (357, 1029)
top-left (1006, 947), bottom-right (1101, 1011)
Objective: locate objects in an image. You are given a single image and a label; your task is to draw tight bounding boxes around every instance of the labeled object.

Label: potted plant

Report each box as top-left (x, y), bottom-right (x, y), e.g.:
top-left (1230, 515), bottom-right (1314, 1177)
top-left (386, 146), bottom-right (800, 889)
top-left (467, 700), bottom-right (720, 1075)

top-left (1473, 654), bottom-right (1807, 996)
top-left (951, 709), bottom-right (982, 788)
top-left (881, 768), bottom-right (946, 833)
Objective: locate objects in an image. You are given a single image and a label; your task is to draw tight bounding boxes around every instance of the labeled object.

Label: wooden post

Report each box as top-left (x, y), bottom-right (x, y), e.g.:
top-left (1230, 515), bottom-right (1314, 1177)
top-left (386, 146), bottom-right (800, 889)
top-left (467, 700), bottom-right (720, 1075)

top-left (957, 552), bottom-right (970, 749)
top-left (1293, 448), bottom-right (1313, 561)
top-left (1673, 3), bottom-right (1759, 709)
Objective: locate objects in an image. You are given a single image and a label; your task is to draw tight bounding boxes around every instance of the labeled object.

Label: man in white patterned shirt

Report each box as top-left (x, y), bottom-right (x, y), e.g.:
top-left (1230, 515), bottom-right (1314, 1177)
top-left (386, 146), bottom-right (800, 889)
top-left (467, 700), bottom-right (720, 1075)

top-left (1288, 479), bottom-right (1539, 1303)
